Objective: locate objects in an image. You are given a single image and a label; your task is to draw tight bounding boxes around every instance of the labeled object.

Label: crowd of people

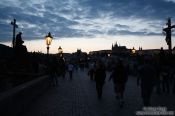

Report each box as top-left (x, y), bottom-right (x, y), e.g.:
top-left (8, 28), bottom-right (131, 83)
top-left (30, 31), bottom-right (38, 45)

top-left (88, 56), bottom-right (175, 108)
top-left (46, 52), bottom-right (175, 108)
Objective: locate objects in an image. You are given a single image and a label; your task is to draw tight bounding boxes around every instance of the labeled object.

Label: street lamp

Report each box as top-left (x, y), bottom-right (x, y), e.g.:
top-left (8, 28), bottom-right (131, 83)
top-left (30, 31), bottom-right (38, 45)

top-left (45, 32), bottom-right (53, 54)
top-left (132, 47), bottom-right (136, 54)
top-left (58, 46), bottom-right (63, 57)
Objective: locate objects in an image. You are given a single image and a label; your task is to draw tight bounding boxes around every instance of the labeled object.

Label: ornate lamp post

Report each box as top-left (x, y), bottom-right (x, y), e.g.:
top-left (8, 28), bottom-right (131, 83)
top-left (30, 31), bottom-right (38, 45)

top-left (58, 46), bottom-right (63, 57)
top-left (132, 47), bottom-right (136, 54)
top-left (45, 32), bottom-right (53, 54)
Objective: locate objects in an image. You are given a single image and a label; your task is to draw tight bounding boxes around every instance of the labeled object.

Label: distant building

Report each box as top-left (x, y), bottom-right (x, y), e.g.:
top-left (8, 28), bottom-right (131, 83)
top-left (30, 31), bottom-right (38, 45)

top-left (137, 48), bottom-right (169, 56)
top-left (72, 49), bottom-right (88, 62)
top-left (89, 42), bottom-right (131, 58)
top-left (137, 49), bottom-right (160, 55)
top-left (111, 42), bottom-right (130, 56)
top-left (89, 50), bottom-right (111, 56)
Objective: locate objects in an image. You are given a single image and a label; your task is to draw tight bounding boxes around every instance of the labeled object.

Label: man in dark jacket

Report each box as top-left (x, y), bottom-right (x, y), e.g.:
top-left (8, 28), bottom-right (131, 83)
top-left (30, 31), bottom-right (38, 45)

top-left (94, 61), bottom-right (106, 99)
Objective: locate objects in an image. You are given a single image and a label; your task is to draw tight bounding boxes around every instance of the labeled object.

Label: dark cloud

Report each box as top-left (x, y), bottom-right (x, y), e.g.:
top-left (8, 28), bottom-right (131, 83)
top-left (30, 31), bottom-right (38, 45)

top-left (0, 0), bottom-right (175, 42)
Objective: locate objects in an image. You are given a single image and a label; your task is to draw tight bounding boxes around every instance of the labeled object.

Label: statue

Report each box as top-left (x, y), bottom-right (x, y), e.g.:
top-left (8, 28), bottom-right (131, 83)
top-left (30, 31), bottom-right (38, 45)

top-left (15, 32), bottom-right (27, 55)
top-left (15, 32), bottom-right (24, 47)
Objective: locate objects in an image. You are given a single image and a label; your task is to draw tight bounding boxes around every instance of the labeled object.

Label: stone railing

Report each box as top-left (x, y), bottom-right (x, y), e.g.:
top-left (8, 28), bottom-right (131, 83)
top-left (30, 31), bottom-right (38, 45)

top-left (0, 75), bottom-right (50, 116)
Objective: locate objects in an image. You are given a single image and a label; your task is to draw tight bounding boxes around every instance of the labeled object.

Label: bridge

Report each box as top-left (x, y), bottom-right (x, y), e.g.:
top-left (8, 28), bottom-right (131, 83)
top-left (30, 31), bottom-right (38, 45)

top-left (0, 69), bottom-right (174, 116)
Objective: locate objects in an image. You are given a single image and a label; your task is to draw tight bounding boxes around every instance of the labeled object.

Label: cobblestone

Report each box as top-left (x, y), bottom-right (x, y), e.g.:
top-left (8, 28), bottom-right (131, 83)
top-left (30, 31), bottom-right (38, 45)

top-left (22, 70), bottom-right (175, 116)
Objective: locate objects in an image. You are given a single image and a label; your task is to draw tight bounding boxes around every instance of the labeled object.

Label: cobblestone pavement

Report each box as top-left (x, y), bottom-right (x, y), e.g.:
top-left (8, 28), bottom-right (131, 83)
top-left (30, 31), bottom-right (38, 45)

top-left (22, 69), bottom-right (175, 116)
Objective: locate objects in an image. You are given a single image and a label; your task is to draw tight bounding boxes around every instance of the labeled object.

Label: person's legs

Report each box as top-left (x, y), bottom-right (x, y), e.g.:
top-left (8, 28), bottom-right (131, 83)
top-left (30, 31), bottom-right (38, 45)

top-left (165, 79), bottom-right (170, 93)
top-left (69, 71), bottom-right (72, 80)
top-left (99, 84), bottom-right (103, 98)
top-left (114, 84), bottom-right (119, 99)
top-left (141, 87), bottom-right (149, 106)
top-left (142, 87), bottom-right (153, 106)
top-left (96, 83), bottom-right (99, 98)
top-left (162, 77), bottom-right (166, 92)
top-left (90, 74), bottom-right (93, 80)
top-left (96, 83), bottom-right (102, 99)
top-left (55, 74), bottom-right (59, 86)
top-left (118, 84), bottom-right (125, 108)
top-left (173, 79), bottom-right (175, 95)
top-left (156, 80), bottom-right (161, 94)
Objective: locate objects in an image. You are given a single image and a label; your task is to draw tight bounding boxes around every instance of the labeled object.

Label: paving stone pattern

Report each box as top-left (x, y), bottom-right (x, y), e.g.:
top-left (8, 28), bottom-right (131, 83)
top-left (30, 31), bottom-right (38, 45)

top-left (22, 69), bottom-right (175, 116)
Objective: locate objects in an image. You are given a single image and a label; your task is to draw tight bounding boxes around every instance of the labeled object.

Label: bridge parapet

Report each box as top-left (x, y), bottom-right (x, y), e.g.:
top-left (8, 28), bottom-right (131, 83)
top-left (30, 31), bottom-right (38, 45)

top-left (0, 75), bottom-right (50, 116)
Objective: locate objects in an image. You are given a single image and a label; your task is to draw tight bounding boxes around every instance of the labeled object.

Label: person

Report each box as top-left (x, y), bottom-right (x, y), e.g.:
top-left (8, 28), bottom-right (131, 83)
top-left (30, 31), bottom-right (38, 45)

top-left (171, 66), bottom-right (175, 95)
top-left (68, 62), bottom-right (74, 80)
top-left (59, 58), bottom-right (66, 79)
top-left (109, 59), bottom-right (128, 108)
top-left (173, 74), bottom-right (175, 95)
top-left (161, 66), bottom-right (170, 93)
top-left (137, 57), bottom-right (156, 106)
top-left (47, 57), bottom-right (59, 86)
top-left (94, 61), bottom-right (106, 99)
top-left (88, 63), bottom-right (95, 80)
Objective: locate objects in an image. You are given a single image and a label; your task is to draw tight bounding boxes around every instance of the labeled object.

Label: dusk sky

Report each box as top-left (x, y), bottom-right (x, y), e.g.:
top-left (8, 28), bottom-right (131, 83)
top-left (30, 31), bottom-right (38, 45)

top-left (1, 0), bottom-right (175, 53)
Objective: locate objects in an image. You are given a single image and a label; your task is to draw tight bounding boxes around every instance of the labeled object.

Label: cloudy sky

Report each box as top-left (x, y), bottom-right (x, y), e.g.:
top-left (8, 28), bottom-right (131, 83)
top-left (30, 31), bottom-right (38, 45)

top-left (0, 0), bottom-right (175, 53)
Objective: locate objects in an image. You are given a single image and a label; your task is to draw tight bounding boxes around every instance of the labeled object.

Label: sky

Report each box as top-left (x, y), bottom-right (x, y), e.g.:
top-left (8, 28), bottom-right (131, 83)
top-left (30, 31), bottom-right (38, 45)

top-left (0, 0), bottom-right (175, 53)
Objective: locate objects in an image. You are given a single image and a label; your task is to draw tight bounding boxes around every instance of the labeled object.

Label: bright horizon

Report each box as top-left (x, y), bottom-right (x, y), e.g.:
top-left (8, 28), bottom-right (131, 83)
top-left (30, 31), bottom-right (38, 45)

top-left (1, 35), bottom-right (173, 54)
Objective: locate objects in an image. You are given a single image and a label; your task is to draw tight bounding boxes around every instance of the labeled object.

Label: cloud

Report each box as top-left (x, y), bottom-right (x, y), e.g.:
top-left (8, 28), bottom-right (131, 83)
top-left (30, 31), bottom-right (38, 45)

top-left (164, 0), bottom-right (175, 3)
top-left (0, 0), bottom-right (175, 42)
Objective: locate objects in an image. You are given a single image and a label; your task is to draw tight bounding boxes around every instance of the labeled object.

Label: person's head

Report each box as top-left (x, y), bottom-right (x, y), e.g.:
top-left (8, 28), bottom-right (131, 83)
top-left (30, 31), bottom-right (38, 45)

top-left (19, 32), bottom-right (22, 35)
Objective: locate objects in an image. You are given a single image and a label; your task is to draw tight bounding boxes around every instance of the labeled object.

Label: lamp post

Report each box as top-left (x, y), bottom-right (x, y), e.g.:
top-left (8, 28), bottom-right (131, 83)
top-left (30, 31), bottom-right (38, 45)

top-left (45, 32), bottom-right (53, 54)
top-left (132, 47), bottom-right (136, 54)
top-left (58, 46), bottom-right (63, 57)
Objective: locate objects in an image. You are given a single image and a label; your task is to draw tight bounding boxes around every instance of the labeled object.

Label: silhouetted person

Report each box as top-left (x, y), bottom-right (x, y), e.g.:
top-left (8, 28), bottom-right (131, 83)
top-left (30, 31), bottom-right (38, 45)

top-left (59, 58), bottom-right (66, 79)
top-left (155, 63), bottom-right (161, 94)
top-left (88, 68), bottom-right (94, 80)
top-left (137, 58), bottom-right (156, 106)
top-left (161, 66), bottom-right (170, 93)
top-left (109, 59), bottom-right (128, 108)
top-left (172, 66), bottom-right (175, 95)
top-left (68, 63), bottom-right (74, 80)
top-left (80, 62), bottom-right (84, 71)
top-left (94, 61), bottom-right (106, 99)
top-left (31, 53), bottom-right (39, 73)
top-left (47, 57), bottom-right (59, 86)
top-left (88, 63), bottom-right (95, 80)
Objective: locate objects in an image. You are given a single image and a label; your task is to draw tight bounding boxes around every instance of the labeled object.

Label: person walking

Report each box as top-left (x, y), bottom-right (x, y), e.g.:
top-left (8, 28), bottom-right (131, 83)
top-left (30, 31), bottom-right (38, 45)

top-left (94, 61), bottom-right (106, 99)
top-left (68, 62), bottom-right (74, 80)
top-left (109, 59), bottom-right (128, 108)
top-left (59, 58), bottom-right (66, 79)
top-left (47, 57), bottom-right (59, 86)
top-left (137, 57), bottom-right (156, 106)
top-left (88, 62), bottom-right (95, 80)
